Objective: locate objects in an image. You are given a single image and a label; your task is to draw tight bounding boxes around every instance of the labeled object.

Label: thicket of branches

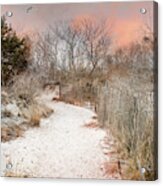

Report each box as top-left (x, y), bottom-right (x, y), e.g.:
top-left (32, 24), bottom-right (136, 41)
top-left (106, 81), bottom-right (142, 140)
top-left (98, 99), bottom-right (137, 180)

top-left (29, 17), bottom-right (112, 103)
top-left (32, 18), bottom-right (111, 78)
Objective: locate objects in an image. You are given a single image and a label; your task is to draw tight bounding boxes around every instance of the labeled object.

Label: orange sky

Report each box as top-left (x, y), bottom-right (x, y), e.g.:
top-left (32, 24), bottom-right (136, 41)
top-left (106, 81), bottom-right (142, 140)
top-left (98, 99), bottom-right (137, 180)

top-left (1, 1), bottom-right (154, 47)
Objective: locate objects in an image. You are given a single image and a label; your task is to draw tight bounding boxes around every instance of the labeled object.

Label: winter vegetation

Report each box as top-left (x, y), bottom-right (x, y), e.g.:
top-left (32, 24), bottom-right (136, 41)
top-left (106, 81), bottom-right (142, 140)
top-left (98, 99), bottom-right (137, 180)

top-left (1, 15), bottom-right (157, 180)
top-left (1, 16), bottom-right (53, 142)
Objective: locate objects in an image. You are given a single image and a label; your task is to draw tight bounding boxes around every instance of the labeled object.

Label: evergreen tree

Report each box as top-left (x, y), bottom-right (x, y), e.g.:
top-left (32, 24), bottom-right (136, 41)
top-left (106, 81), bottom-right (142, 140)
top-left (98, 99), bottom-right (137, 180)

top-left (1, 16), bottom-right (30, 85)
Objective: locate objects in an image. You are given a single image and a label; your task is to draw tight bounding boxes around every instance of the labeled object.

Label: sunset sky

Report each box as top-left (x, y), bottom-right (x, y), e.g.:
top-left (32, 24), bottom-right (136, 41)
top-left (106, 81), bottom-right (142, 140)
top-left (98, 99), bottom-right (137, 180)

top-left (1, 1), bottom-right (154, 47)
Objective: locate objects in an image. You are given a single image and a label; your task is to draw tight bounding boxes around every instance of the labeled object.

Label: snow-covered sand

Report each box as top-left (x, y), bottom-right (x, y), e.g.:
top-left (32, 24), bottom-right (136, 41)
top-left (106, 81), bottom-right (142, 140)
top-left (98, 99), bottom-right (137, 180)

top-left (1, 92), bottom-right (114, 179)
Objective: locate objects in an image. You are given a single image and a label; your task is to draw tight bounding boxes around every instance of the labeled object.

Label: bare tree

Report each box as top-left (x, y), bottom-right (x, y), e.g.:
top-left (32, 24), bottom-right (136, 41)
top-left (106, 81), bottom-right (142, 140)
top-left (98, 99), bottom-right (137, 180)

top-left (76, 17), bottom-right (112, 76)
top-left (31, 29), bottom-right (59, 81)
top-left (53, 21), bottom-right (82, 74)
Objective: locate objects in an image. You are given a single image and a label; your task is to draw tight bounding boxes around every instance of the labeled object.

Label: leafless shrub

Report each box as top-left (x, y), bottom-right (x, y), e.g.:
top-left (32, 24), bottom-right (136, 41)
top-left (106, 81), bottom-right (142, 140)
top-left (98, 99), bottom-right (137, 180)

top-left (9, 72), bottom-right (43, 105)
top-left (1, 71), bottom-right (53, 142)
top-left (22, 102), bottom-right (53, 127)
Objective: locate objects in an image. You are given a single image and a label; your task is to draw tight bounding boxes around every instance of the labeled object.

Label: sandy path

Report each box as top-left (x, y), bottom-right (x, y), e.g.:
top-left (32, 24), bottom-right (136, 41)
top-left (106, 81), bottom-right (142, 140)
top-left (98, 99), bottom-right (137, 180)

top-left (1, 93), bottom-right (113, 179)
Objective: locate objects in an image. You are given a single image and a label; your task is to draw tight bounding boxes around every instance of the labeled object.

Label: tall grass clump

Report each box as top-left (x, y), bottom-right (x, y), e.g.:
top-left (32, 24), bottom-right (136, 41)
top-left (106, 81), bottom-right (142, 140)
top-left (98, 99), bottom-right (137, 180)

top-left (97, 80), bottom-right (156, 180)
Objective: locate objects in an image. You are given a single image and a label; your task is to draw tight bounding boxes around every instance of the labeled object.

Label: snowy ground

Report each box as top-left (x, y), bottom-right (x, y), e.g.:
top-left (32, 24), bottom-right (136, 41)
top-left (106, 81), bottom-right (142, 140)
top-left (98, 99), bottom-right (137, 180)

top-left (1, 92), bottom-right (118, 179)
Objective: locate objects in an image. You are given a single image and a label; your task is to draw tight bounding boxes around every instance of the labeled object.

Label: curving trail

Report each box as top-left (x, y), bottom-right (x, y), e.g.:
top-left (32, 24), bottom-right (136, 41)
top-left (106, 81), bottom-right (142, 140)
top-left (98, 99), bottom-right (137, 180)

top-left (1, 93), bottom-right (118, 179)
